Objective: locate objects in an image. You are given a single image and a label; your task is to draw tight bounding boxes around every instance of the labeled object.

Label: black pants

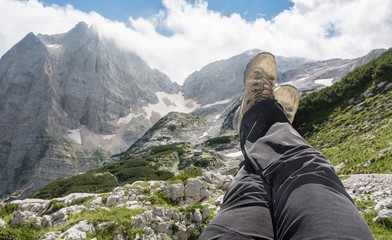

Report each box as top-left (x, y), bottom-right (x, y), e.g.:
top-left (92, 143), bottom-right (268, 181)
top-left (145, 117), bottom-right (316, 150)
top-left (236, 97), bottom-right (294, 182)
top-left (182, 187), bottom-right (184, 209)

top-left (200, 100), bottom-right (374, 240)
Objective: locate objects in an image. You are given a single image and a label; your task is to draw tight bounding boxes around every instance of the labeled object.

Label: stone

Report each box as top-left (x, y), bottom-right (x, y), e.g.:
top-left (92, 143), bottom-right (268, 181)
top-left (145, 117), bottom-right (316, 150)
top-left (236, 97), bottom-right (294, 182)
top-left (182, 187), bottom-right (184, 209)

top-left (50, 205), bottom-right (86, 226)
top-left (10, 210), bottom-right (37, 226)
top-left (174, 223), bottom-right (188, 240)
top-left (374, 209), bottom-right (392, 222)
top-left (87, 197), bottom-right (103, 209)
top-left (375, 198), bottom-right (392, 211)
top-left (12, 199), bottom-right (50, 216)
top-left (193, 209), bottom-right (203, 223)
top-left (112, 228), bottom-right (126, 240)
top-left (59, 220), bottom-right (95, 240)
top-left (39, 231), bottom-right (61, 240)
top-left (96, 221), bottom-right (117, 234)
top-left (165, 183), bottom-right (185, 201)
top-left (152, 207), bottom-right (165, 217)
top-left (0, 218), bottom-right (5, 228)
top-left (56, 193), bottom-right (97, 206)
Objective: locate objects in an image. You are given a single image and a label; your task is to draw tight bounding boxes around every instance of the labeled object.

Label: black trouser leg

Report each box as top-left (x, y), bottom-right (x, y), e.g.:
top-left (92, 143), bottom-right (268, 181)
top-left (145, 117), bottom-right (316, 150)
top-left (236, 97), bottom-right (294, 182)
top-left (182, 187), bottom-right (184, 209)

top-left (243, 101), bottom-right (374, 240)
top-left (200, 164), bottom-right (274, 240)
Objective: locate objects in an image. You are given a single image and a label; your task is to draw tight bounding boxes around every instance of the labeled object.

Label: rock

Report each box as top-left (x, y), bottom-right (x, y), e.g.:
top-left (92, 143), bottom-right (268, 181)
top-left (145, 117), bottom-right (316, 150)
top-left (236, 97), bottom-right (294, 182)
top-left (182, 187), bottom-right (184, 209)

top-left (59, 220), bottom-right (95, 240)
top-left (374, 209), bottom-right (392, 222)
top-left (0, 218), bottom-right (5, 228)
top-left (56, 193), bottom-right (97, 206)
top-left (50, 205), bottom-right (86, 226)
top-left (375, 198), bottom-right (392, 211)
top-left (193, 209), bottom-right (203, 223)
top-left (10, 210), bottom-right (38, 226)
top-left (174, 222), bottom-right (188, 240)
top-left (87, 197), bottom-right (103, 209)
top-left (184, 178), bottom-right (204, 203)
top-left (112, 228), bottom-right (126, 240)
top-left (165, 183), bottom-right (185, 202)
top-left (39, 231), bottom-right (61, 240)
top-left (152, 207), bottom-right (165, 217)
top-left (96, 221), bottom-right (117, 234)
top-left (12, 199), bottom-right (50, 216)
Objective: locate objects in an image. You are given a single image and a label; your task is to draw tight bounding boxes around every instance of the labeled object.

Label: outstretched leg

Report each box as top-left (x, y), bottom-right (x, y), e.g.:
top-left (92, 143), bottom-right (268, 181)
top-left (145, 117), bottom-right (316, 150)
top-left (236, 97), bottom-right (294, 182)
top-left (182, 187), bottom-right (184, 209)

top-left (241, 99), bottom-right (374, 240)
top-left (200, 164), bottom-right (274, 240)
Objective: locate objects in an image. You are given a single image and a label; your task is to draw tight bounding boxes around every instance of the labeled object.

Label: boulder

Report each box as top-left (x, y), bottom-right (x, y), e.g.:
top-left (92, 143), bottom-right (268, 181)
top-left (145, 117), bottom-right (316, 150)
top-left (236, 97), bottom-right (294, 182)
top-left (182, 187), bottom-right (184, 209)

top-left (56, 193), bottom-right (97, 206)
top-left (12, 199), bottom-right (50, 216)
top-left (59, 220), bottom-right (95, 240)
top-left (165, 183), bottom-right (185, 202)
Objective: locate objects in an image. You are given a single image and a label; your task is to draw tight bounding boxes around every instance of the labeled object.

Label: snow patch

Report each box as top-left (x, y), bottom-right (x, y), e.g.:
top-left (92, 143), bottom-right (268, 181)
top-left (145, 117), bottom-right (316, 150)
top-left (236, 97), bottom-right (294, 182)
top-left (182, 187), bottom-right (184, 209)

top-left (315, 78), bottom-right (334, 86)
top-left (118, 112), bottom-right (143, 125)
top-left (101, 134), bottom-right (116, 140)
top-left (200, 99), bottom-right (232, 109)
top-left (143, 92), bottom-right (200, 120)
top-left (46, 44), bottom-right (62, 48)
top-left (68, 126), bottom-right (83, 145)
top-left (199, 132), bottom-right (208, 139)
top-left (225, 151), bottom-right (243, 158)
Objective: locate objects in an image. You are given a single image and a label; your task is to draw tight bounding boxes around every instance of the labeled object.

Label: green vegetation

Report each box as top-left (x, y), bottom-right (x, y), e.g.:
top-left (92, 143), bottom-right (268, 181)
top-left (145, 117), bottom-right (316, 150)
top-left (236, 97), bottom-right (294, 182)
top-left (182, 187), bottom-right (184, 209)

top-left (31, 143), bottom-right (192, 199)
top-left (30, 172), bottom-right (118, 199)
top-left (295, 49), bottom-right (392, 174)
top-left (203, 135), bottom-right (237, 147)
top-left (295, 48), bottom-right (392, 134)
top-left (355, 198), bottom-right (392, 240)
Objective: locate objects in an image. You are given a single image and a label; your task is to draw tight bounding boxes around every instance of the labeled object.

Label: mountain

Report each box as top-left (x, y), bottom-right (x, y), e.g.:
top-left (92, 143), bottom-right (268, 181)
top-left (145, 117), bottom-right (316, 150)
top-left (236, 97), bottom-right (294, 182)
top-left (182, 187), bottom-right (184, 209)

top-left (0, 21), bottom-right (387, 201)
top-left (0, 22), bottom-right (186, 198)
top-left (182, 49), bottom-right (385, 105)
top-left (0, 48), bottom-right (391, 240)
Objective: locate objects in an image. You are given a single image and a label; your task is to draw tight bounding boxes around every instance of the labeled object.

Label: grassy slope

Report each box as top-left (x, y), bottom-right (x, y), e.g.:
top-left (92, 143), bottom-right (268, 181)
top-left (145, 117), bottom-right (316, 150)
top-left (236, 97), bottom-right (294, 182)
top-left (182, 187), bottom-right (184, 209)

top-left (296, 48), bottom-right (392, 174)
top-left (295, 48), bottom-right (392, 239)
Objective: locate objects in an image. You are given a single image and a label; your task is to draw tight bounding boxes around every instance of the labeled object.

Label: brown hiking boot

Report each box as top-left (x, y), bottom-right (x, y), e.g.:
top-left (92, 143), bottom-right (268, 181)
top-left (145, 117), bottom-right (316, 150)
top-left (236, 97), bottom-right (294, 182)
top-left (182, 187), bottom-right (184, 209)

top-left (274, 84), bottom-right (300, 123)
top-left (237, 52), bottom-right (277, 130)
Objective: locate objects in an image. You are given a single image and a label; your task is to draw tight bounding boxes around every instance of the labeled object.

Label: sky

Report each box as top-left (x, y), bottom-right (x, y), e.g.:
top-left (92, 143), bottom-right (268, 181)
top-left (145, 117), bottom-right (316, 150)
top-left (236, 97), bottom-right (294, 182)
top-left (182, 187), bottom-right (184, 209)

top-left (0, 0), bottom-right (391, 84)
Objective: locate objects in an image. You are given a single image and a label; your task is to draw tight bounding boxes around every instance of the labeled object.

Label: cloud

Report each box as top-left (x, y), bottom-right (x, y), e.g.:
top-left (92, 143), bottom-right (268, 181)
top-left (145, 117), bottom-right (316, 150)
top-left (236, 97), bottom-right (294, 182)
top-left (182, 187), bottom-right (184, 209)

top-left (0, 0), bottom-right (391, 84)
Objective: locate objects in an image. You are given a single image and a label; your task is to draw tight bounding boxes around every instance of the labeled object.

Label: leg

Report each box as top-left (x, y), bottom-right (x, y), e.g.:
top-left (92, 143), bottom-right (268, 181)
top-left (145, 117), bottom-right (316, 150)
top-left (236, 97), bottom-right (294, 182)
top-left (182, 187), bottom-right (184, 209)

top-left (242, 100), bottom-right (374, 240)
top-left (200, 164), bottom-right (274, 240)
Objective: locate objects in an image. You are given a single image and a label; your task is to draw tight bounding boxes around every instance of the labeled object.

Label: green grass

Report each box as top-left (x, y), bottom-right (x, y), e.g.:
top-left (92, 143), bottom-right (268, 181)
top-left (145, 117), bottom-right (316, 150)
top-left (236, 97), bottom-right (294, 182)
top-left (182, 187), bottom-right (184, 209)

top-left (306, 89), bottom-right (392, 174)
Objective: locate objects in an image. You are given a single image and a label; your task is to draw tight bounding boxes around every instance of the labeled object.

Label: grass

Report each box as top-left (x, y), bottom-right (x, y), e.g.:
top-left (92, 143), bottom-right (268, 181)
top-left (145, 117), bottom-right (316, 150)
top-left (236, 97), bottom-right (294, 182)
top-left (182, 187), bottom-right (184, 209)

top-left (306, 89), bottom-right (392, 174)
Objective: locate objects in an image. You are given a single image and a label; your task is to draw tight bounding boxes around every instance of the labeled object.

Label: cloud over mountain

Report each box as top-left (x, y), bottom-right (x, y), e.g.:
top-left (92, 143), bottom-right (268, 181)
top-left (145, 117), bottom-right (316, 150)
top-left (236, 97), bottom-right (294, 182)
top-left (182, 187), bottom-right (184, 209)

top-left (0, 0), bottom-right (391, 84)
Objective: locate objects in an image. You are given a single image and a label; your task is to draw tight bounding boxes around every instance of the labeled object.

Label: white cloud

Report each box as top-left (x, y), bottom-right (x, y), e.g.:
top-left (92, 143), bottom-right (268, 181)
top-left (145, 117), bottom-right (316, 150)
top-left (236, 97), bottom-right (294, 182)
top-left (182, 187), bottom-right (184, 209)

top-left (0, 0), bottom-right (391, 84)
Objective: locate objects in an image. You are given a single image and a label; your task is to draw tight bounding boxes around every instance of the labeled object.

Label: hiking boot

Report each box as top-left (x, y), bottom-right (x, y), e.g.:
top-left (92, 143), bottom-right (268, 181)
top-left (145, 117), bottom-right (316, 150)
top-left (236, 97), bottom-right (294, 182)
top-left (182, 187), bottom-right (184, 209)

top-left (236, 52), bottom-right (277, 130)
top-left (274, 84), bottom-right (300, 123)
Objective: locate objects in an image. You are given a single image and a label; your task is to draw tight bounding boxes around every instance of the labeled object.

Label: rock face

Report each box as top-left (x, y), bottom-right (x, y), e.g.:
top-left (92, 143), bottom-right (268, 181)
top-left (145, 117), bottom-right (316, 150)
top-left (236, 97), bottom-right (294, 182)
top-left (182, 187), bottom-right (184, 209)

top-left (0, 22), bottom-right (180, 198)
top-left (182, 49), bottom-right (385, 104)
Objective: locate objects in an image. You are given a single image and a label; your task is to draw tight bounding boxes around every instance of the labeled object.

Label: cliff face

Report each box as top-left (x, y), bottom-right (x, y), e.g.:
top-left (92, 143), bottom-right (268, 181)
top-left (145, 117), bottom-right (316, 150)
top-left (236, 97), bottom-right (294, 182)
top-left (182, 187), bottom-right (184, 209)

top-left (0, 22), bottom-right (181, 198)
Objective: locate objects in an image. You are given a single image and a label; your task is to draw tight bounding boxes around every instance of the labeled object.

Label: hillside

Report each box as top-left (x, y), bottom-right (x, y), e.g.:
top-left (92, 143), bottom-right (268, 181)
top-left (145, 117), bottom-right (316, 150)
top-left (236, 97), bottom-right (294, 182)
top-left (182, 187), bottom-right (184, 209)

top-left (295, 48), bottom-right (392, 174)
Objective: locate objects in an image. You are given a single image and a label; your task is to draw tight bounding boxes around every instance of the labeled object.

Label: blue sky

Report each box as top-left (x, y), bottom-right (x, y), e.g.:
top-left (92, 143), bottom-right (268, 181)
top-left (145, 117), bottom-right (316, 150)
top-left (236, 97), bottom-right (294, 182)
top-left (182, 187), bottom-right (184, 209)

top-left (41, 0), bottom-right (293, 23)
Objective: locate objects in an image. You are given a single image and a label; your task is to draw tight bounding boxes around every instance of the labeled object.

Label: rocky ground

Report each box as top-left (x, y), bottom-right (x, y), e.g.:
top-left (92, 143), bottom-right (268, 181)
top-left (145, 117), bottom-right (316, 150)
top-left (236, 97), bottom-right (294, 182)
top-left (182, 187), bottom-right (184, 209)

top-left (1, 172), bottom-right (392, 239)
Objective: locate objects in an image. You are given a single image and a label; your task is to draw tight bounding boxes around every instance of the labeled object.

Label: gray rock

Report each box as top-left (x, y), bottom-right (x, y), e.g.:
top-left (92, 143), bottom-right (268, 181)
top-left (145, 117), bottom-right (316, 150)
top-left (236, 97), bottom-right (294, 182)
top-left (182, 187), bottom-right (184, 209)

top-left (184, 178), bottom-right (204, 203)
top-left (12, 199), bottom-right (50, 216)
top-left (165, 183), bottom-right (185, 202)
top-left (0, 218), bottom-right (5, 228)
top-left (50, 205), bottom-right (86, 226)
top-left (112, 228), bottom-right (126, 240)
top-left (87, 197), bottom-right (103, 209)
top-left (193, 209), bottom-right (203, 223)
top-left (56, 193), bottom-right (97, 206)
top-left (59, 220), bottom-right (95, 240)
top-left (39, 231), bottom-right (61, 240)
top-left (96, 221), bottom-right (117, 234)
top-left (375, 198), bottom-right (392, 211)
top-left (10, 210), bottom-right (37, 226)
top-left (374, 209), bottom-right (392, 222)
